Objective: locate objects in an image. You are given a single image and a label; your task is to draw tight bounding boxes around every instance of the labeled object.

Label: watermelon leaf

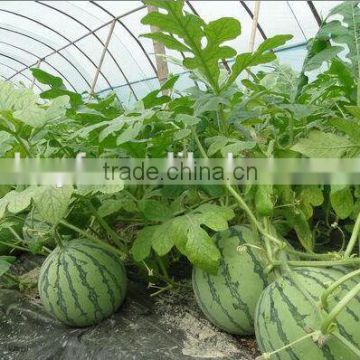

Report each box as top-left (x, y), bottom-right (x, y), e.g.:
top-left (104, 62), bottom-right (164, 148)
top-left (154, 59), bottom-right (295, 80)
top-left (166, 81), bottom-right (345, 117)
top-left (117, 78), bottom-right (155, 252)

top-left (0, 256), bottom-right (16, 277)
top-left (33, 186), bottom-right (74, 225)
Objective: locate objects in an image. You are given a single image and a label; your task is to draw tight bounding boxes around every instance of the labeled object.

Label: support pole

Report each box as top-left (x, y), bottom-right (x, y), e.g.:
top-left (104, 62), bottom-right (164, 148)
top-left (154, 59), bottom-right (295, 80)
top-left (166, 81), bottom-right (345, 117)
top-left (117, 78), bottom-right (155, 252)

top-left (147, 5), bottom-right (170, 94)
top-left (90, 19), bottom-right (116, 95)
top-left (248, 1), bottom-right (261, 52)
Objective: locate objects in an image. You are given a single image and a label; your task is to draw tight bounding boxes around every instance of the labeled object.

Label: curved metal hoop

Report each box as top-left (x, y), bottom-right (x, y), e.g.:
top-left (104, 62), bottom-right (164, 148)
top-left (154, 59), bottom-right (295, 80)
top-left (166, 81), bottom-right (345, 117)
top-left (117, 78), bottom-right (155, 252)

top-left (0, 8), bottom-right (113, 90)
top-left (0, 53), bottom-right (43, 91)
top-left (0, 25), bottom-right (91, 88)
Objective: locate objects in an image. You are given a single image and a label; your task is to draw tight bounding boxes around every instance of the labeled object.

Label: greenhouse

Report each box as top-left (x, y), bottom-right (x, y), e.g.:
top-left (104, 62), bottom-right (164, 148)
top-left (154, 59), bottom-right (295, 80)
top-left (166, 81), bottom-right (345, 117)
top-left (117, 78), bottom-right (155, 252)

top-left (1, 1), bottom-right (360, 359)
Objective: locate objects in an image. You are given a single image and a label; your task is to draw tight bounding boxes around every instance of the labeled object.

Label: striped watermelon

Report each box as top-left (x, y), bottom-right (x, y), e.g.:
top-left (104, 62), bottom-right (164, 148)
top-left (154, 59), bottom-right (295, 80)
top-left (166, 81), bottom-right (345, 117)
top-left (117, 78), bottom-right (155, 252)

top-left (255, 267), bottom-right (360, 360)
top-left (192, 226), bottom-right (272, 335)
top-left (38, 239), bottom-right (127, 327)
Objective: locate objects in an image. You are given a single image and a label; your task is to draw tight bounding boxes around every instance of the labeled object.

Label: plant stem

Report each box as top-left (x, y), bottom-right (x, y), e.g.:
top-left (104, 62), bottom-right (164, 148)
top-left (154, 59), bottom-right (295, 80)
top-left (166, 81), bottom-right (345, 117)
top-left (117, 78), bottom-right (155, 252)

top-left (156, 255), bottom-right (170, 281)
top-left (287, 249), bottom-right (338, 260)
top-left (191, 127), bottom-right (283, 249)
top-left (59, 220), bottom-right (126, 258)
top-left (11, 130), bottom-right (32, 157)
top-left (321, 268), bottom-right (360, 309)
top-left (321, 282), bottom-right (360, 334)
top-left (257, 331), bottom-right (321, 360)
top-left (344, 211), bottom-right (360, 257)
top-left (191, 127), bottom-right (207, 158)
top-left (8, 226), bottom-right (25, 244)
top-left (226, 185), bottom-right (282, 246)
top-left (332, 332), bottom-right (360, 358)
top-left (54, 229), bottom-right (64, 248)
top-left (86, 200), bottom-right (127, 252)
top-left (0, 240), bottom-right (30, 253)
top-left (150, 284), bottom-right (173, 297)
top-left (263, 217), bottom-right (273, 262)
top-left (272, 258), bottom-right (360, 268)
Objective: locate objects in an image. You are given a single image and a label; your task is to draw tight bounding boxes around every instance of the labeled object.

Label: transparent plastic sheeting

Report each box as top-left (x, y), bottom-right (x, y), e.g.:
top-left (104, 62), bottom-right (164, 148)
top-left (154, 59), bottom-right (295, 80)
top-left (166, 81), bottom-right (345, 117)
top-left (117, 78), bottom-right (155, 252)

top-left (0, 1), bottom-right (341, 101)
top-left (0, 158), bottom-right (359, 186)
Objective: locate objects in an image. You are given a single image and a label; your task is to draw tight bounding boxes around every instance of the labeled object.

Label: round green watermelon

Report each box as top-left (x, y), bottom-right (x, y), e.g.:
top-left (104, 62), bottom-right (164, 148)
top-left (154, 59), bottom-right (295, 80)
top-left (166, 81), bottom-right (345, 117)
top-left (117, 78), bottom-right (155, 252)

top-left (255, 267), bottom-right (360, 360)
top-left (38, 239), bottom-right (127, 327)
top-left (192, 226), bottom-right (273, 335)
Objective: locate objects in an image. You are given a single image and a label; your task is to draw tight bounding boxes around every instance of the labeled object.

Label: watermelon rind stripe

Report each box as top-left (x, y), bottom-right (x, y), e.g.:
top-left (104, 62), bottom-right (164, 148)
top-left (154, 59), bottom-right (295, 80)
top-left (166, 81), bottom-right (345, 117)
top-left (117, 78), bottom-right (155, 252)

top-left (71, 247), bottom-right (119, 310)
top-left (60, 253), bottom-right (89, 321)
top-left (192, 271), bottom-right (237, 333)
top-left (66, 252), bottom-right (105, 321)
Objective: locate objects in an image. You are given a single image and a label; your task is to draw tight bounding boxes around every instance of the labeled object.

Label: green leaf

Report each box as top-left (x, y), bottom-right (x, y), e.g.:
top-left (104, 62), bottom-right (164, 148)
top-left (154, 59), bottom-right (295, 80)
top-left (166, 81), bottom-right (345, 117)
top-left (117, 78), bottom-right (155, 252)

top-left (174, 128), bottom-right (191, 141)
top-left (192, 204), bottom-right (234, 231)
top-left (304, 46), bottom-right (343, 71)
top-left (14, 96), bottom-right (69, 128)
top-left (0, 256), bottom-right (16, 277)
top-left (255, 185), bottom-right (273, 216)
top-left (33, 186), bottom-right (74, 225)
top-left (139, 200), bottom-right (172, 222)
top-left (31, 68), bottom-right (64, 88)
top-left (175, 114), bottom-right (200, 126)
top-left (298, 186), bottom-right (324, 219)
top-left (131, 226), bottom-right (155, 262)
top-left (0, 186), bottom-right (42, 219)
top-left (224, 34), bottom-right (292, 89)
top-left (99, 117), bottom-right (125, 142)
top-left (291, 130), bottom-right (358, 158)
top-left (184, 225), bottom-right (220, 274)
top-left (72, 121), bottom-right (109, 139)
top-left (0, 82), bottom-right (38, 113)
top-left (256, 34), bottom-right (293, 53)
top-left (76, 184), bottom-right (124, 196)
top-left (23, 208), bottom-right (52, 246)
top-left (97, 200), bottom-right (123, 218)
top-left (327, 2), bottom-right (360, 78)
top-left (346, 106), bottom-right (360, 119)
top-left (142, 1), bottom-right (240, 91)
top-left (292, 210), bottom-right (313, 252)
top-left (142, 33), bottom-right (190, 52)
top-left (166, 216), bottom-right (187, 253)
top-left (206, 136), bottom-right (229, 156)
top-left (145, 203), bottom-right (234, 272)
top-left (152, 222), bottom-right (174, 256)
top-left (330, 185), bottom-right (354, 219)
top-left (116, 122), bottom-right (143, 145)
top-left (40, 88), bottom-right (83, 108)
top-left (220, 141), bottom-right (256, 157)
top-left (327, 118), bottom-right (360, 143)
top-left (160, 74), bottom-right (180, 91)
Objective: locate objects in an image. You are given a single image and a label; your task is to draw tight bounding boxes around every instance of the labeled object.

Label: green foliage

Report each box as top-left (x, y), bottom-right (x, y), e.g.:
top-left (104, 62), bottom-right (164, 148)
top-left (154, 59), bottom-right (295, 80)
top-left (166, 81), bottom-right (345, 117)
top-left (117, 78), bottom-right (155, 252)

top-left (132, 204), bottom-right (234, 273)
top-left (142, 0), bottom-right (291, 94)
top-left (292, 131), bottom-right (360, 158)
top-left (1, 1), bottom-right (360, 296)
top-left (0, 256), bottom-right (15, 277)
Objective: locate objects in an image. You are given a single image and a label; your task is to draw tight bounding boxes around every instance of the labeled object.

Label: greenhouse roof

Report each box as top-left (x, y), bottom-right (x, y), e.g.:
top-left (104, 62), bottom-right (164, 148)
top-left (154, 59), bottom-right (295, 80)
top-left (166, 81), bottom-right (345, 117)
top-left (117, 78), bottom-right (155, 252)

top-left (0, 1), bottom-right (341, 101)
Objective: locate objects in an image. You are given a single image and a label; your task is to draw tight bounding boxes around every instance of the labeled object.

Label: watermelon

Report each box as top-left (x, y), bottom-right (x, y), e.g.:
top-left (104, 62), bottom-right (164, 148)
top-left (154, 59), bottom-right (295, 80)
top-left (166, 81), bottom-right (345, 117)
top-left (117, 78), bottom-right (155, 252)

top-left (192, 226), bottom-right (272, 335)
top-left (38, 238), bottom-right (127, 327)
top-left (255, 267), bottom-right (360, 360)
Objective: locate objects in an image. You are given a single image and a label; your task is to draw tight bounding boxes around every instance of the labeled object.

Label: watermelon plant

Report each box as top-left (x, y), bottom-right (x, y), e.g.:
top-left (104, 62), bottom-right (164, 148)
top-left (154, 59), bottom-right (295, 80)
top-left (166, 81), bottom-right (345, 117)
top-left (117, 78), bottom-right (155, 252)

top-left (0, 0), bottom-right (360, 357)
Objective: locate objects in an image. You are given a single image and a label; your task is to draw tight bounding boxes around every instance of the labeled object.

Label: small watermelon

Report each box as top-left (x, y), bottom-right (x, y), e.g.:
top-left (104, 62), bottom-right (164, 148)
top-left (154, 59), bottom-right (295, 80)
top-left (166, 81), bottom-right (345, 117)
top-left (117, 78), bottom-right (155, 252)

top-left (192, 226), bottom-right (272, 335)
top-left (255, 267), bottom-right (360, 360)
top-left (38, 239), bottom-right (127, 327)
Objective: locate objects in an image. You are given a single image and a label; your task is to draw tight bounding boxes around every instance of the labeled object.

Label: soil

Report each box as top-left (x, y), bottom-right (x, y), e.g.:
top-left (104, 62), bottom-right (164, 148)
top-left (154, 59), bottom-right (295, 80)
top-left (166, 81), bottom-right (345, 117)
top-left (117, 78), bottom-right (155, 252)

top-left (0, 255), bottom-right (259, 360)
